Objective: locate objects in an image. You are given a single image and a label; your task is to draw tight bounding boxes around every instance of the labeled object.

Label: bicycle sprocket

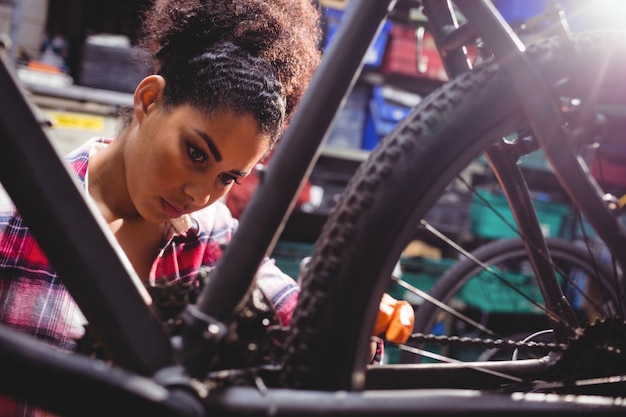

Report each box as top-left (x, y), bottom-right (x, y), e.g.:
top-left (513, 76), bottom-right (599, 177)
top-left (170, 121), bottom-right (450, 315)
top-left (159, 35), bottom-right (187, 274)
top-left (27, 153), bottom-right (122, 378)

top-left (556, 316), bottom-right (626, 381)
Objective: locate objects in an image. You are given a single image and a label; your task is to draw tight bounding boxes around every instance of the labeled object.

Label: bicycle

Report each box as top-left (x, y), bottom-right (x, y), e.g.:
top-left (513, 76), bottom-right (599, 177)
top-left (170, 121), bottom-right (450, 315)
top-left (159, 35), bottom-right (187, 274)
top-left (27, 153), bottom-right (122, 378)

top-left (0, 0), bottom-right (626, 415)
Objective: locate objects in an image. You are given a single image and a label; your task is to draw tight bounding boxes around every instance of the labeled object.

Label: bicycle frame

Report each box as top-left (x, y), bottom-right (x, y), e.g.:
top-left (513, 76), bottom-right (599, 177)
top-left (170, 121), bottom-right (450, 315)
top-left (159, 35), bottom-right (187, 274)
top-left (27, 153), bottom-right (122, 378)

top-left (0, 0), bottom-right (624, 415)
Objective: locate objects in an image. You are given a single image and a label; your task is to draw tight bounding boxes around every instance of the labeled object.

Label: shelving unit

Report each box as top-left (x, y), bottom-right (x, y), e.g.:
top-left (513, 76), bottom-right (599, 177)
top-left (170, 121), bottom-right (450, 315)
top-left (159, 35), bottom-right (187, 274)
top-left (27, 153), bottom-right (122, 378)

top-left (283, 1), bottom-right (456, 244)
top-left (274, 0), bottom-right (600, 283)
top-left (20, 79), bottom-right (129, 155)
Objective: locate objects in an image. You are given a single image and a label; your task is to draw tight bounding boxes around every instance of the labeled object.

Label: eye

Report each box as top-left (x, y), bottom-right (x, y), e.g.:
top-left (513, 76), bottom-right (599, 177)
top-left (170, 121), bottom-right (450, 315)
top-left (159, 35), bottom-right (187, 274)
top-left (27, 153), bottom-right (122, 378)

top-left (187, 142), bottom-right (208, 163)
top-left (218, 173), bottom-right (241, 186)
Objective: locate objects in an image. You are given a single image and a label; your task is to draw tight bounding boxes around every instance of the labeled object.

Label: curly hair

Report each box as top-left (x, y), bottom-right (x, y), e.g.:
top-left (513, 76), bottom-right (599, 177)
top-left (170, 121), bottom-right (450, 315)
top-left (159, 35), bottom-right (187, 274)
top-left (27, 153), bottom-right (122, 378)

top-left (138, 0), bottom-right (322, 145)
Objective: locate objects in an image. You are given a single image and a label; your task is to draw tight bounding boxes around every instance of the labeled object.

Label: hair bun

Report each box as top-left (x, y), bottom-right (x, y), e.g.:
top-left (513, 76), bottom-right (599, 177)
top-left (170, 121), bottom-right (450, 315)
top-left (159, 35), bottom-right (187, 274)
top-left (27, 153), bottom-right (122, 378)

top-left (140, 0), bottom-right (321, 119)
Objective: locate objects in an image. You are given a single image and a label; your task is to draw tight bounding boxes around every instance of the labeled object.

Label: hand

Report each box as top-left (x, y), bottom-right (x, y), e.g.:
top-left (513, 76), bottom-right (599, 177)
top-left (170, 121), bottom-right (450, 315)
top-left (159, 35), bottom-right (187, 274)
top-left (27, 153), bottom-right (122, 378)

top-left (373, 293), bottom-right (414, 344)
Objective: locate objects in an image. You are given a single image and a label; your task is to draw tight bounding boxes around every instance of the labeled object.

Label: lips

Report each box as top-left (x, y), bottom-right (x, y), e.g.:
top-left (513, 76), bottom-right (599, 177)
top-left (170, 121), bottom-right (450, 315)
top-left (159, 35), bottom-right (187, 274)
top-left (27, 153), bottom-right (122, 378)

top-left (162, 199), bottom-right (184, 218)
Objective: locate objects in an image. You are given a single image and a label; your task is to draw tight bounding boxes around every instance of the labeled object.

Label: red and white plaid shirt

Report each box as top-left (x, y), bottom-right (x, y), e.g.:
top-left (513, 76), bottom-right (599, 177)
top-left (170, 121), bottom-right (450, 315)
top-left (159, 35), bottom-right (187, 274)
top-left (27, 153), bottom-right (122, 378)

top-left (0, 138), bottom-right (299, 416)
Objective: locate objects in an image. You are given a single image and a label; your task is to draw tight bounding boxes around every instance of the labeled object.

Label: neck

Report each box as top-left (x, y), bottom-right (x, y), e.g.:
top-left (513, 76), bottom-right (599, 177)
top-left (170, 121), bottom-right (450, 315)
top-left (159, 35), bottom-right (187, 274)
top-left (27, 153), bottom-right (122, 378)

top-left (87, 135), bottom-right (137, 222)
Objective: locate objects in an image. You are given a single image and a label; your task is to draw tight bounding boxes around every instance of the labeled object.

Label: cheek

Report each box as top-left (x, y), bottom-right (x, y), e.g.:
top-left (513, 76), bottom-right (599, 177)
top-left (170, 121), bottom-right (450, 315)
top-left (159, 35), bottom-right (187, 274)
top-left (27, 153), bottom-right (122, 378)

top-left (209, 183), bottom-right (232, 205)
top-left (126, 152), bottom-right (179, 197)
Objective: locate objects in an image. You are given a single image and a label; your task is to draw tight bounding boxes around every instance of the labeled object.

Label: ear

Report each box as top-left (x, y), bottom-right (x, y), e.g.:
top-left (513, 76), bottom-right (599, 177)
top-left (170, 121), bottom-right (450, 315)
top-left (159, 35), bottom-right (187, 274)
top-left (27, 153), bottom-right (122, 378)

top-left (133, 75), bottom-right (166, 123)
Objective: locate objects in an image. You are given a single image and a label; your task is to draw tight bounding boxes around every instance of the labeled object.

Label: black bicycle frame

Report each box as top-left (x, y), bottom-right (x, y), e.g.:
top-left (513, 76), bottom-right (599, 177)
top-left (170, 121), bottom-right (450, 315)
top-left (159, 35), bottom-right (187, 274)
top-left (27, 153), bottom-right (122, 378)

top-left (1, 0), bottom-right (626, 415)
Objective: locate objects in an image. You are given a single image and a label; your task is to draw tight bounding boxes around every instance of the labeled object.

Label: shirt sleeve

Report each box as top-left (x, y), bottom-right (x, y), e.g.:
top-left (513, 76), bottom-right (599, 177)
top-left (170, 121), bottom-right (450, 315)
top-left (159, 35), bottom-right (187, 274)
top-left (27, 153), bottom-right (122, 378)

top-left (255, 258), bottom-right (300, 327)
top-left (208, 202), bottom-right (300, 327)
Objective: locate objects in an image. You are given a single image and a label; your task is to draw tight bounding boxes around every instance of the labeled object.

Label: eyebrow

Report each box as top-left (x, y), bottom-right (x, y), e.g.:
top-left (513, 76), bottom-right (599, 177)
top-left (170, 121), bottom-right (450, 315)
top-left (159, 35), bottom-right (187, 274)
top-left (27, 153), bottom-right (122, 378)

top-left (194, 129), bottom-right (222, 162)
top-left (193, 128), bottom-right (249, 177)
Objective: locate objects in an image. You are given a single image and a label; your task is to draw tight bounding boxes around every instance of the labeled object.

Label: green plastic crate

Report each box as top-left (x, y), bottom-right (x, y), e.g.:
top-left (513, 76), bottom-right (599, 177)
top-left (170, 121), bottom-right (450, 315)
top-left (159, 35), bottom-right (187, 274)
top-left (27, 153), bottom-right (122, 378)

top-left (270, 241), bottom-right (315, 280)
top-left (519, 149), bottom-right (552, 172)
top-left (470, 188), bottom-right (573, 239)
top-left (458, 269), bottom-right (545, 314)
top-left (383, 343), bottom-right (402, 364)
top-left (389, 257), bottom-right (456, 305)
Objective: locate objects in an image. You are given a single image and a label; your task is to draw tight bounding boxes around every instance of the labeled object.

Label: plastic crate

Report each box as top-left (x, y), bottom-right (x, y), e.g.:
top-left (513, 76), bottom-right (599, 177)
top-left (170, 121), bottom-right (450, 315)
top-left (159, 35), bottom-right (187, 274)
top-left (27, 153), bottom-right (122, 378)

top-left (323, 7), bottom-right (391, 70)
top-left (270, 241), bottom-right (314, 280)
top-left (323, 7), bottom-right (344, 50)
top-left (326, 84), bottom-right (370, 149)
top-left (388, 257), bottom-right (456, 305)
top-left (362, 85), bottom-right (411, 150)
top-left (519, 149), bottom-right (552, 172)
top-left (381, 23), bottom-right (448, 81)
top-left (573, 212), bottom-right (626, 241)
top-left (384, 344), bottom-right (402, 364)
top-left (470, 188), bottom-right (573, 239)
top-left (458, 268), bottom-right (547, 314)
top-left (491, 0), bottom-right (548, 25)
top-left (423, 190), bottom-right (472, 237)
top-left (590, 144), bottom-right (626, 189)
top-left (78, 39), bottom-right (151, 93)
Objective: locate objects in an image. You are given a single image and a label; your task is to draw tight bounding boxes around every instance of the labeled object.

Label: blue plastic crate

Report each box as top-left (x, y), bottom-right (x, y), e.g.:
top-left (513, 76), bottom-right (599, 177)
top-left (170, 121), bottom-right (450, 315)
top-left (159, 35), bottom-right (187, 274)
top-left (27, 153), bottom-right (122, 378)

top-left (323, 7), bottom-right (344, 50)
top-left (491, 0), bottom-right (548, 25)
top-left (323, 7), bottom-right (391, 70)
top-left (326, 84), bottom-right (370, 149)
top-left (362, 86), bottom-right (411, 150)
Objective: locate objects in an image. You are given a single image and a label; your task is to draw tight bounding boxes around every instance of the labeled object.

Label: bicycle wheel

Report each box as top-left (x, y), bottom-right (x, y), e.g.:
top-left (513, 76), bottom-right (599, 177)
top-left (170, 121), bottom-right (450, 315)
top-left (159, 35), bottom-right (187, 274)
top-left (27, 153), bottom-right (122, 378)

top-left (281, 30), bottom-right (626, 391)
top-left (409, 237), bottom-right (621, 364)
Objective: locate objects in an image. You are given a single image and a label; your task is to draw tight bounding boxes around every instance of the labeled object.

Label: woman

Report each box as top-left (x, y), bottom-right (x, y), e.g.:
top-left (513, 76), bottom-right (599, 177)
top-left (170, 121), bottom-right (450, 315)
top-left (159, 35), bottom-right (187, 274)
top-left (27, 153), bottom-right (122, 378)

top-left (0, 0), bottom-right (320, 414)
top-left (0, 0), bottom-right (320, 348)
top-left (0, 0), bottom-right (413, 413)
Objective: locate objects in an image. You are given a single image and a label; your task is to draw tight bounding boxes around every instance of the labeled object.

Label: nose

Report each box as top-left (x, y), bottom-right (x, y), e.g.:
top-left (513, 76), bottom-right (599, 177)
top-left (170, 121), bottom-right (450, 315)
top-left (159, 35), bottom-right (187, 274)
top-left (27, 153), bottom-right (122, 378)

top-left (185, 181), bottom-right (212, 207)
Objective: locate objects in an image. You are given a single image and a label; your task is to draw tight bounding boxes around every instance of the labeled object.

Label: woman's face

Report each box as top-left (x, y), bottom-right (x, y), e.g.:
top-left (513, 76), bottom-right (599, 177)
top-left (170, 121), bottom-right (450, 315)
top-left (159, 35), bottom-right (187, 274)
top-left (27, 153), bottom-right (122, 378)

top-left (125, 103), bottom-right (270, 224)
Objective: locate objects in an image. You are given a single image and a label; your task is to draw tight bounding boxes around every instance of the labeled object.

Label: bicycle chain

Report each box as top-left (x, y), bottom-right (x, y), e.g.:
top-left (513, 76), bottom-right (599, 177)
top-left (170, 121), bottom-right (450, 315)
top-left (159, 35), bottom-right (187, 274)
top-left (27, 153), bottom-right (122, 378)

top-left (409, 332), bottom-right (568, 352)
top-left (148, 280), bottom-right (567, 354)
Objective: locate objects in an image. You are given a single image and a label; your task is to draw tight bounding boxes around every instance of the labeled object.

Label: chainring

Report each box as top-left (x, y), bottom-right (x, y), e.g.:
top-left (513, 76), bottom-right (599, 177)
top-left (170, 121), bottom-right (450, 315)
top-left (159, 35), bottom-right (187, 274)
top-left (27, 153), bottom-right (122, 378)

top-left (555, 316), bottom-right (626, 381)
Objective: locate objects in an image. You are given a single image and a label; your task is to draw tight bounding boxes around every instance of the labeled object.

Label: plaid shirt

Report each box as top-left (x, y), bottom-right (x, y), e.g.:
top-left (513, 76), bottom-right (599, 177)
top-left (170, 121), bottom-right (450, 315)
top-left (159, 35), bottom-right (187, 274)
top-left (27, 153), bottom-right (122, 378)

top-left (0, 137), bottom-right (379, 416)
top-left (0, 138), bottom-right (299, 355)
